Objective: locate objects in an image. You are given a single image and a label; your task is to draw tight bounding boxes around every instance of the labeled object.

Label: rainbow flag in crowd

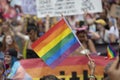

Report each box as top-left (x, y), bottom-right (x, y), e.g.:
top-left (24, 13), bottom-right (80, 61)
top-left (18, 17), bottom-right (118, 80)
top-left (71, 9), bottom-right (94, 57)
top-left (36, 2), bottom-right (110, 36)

top-left (32, 18), bottom-right (80, 68)
top-left (107, 45), bottom-right (117, 59)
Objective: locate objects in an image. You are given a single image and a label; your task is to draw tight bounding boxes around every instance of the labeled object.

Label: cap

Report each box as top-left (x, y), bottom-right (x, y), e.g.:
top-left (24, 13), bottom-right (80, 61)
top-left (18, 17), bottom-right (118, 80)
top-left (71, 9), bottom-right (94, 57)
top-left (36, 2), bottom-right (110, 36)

top-left (5, 48), bottom-right (18, 58)
top-left (95, 19), bottom-right (106, 26)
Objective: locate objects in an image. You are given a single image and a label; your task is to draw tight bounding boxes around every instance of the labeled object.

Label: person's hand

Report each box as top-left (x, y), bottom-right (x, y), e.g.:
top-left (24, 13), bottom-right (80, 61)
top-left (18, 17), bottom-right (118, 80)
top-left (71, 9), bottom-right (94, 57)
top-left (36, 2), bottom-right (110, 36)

top-left (11, 25), bottom-right (22, 33)
top-left (88, 60), bottom-right (96, 75)
top-left (107, 56), bottom-right (120, 80)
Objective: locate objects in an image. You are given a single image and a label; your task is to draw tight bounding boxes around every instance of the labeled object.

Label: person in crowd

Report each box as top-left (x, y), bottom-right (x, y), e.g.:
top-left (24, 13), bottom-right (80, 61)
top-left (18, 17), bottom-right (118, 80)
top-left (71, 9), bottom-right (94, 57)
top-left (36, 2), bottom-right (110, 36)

top-left (4, 48), bottom-right (18, 77)
top-left (37, 19), bottom-right (45, 37)
top-left (1, 21), bottom-right (14, 36)
top-left (25, 23), bottom-right (39, 58)
top-left (84, 12), bottom-right (100, 40)
top-left (95, 19), bottom-right (111, 44)
top-left (2, 34), bottom-right (19, 52)
top-left (2, 33), bottom-right (23, 59)
top-left (12, 15), bottom-right (50, 58)
top-left (108, 17), bottom-right (119, 43)
top-left (1, 2), bottom-right (17, 20)
top-left (4, 48), bottom-right (32, 80)
top-left (76, 21), bottom-right (98, 55)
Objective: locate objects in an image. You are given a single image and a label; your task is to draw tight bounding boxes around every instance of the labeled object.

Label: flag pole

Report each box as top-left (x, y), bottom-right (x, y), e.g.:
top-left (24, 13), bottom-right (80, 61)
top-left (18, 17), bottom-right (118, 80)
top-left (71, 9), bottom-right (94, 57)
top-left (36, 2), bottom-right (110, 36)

top-left (63, 16), bottom-right (93, 61)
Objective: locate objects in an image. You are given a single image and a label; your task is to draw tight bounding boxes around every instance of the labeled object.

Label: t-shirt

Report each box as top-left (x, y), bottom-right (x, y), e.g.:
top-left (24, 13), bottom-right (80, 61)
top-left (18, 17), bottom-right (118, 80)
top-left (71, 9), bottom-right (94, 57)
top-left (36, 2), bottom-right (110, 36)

top-left (96, 30), bottom-right (110, 44)
top-left (109, 26), bottom-right (119, 39)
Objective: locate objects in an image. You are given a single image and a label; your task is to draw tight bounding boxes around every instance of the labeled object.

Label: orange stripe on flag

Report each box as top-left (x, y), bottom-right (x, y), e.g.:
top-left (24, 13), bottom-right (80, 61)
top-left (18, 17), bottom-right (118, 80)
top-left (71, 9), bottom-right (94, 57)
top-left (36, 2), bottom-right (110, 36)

top-left (32, 19), bottom-right (65, 49)
top-left (33, 24), bottom-right (68, 52)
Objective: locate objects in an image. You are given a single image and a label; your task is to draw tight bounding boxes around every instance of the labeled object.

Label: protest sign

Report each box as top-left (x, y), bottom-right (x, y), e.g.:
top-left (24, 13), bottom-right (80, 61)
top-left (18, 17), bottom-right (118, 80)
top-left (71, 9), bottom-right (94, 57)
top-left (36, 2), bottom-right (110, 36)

top-left (36, 0), bottom-right (103, 18)
top-left (110, 4), bottom-right (120, 18)
top-left (79, 0), bottom-right (103, 13)
top-left (21, 0), bottom-right (37, 15)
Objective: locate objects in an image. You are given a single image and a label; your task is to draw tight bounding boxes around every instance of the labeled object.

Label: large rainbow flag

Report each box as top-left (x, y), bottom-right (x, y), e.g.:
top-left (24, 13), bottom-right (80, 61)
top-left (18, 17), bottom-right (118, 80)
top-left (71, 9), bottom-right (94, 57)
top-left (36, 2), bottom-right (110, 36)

top-left (32, 18), bottom-right (80, 68)
top-left (20, 56), bottom-right (115, 80)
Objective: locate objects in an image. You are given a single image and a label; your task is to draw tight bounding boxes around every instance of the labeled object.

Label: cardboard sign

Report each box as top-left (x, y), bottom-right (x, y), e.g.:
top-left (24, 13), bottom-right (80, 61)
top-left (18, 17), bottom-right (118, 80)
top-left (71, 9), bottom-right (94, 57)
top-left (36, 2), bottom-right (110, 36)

top-left (110, 4), bottom-right (120, 18)
top-left (36, 0), bottom-right (103, 18)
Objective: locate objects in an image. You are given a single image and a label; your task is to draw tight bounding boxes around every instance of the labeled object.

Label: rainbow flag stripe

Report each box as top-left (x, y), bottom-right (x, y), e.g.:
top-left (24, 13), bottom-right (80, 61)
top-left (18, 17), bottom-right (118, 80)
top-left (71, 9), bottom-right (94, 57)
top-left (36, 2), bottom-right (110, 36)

top-left (107, 45), bottom-right (116, 59)
top-left (32, 19), bottom-right (80, 68)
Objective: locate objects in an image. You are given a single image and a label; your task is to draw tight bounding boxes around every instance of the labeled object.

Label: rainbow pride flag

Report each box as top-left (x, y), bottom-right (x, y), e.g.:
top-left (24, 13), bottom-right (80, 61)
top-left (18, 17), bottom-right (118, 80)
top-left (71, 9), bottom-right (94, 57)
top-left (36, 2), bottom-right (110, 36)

top-left (107, 45), bottom-right (117, 59)
top-left (32, 19), bottom-right (80, 68)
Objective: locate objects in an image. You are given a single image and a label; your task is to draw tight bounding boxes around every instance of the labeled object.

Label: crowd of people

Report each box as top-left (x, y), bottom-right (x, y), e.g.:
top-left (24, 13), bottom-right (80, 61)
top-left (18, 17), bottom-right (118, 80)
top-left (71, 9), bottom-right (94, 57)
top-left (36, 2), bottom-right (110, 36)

top-left (0, 0), bottom-right (120, 80)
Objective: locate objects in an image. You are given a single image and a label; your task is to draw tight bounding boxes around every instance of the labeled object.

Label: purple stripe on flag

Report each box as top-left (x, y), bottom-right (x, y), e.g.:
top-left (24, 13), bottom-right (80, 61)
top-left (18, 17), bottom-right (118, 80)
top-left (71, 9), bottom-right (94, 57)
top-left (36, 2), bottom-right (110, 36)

top-left (49, 42), bottom-right (80, 68)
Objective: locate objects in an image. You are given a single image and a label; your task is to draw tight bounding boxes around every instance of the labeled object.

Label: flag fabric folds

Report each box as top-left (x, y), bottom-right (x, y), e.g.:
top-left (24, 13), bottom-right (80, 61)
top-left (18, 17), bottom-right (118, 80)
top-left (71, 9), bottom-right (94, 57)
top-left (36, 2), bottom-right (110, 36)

top-left (32, 18), bottom-right (80, 68)
top-left (107, 45), bottom-right (117, 59)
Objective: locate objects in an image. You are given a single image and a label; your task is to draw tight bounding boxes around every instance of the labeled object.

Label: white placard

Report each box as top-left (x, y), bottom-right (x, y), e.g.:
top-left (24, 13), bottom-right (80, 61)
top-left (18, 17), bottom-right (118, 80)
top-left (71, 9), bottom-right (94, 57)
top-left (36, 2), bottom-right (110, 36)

top-left (37, 0), bottom-right (103, 18)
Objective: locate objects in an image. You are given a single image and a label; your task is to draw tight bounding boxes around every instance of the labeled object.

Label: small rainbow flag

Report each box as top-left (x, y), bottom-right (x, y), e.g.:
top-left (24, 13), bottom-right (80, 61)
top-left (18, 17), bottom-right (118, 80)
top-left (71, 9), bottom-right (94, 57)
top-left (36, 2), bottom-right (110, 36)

top-left (32, 18), bottom-right (80, 68)
top-left (107, 45), bottom-right (117, 59)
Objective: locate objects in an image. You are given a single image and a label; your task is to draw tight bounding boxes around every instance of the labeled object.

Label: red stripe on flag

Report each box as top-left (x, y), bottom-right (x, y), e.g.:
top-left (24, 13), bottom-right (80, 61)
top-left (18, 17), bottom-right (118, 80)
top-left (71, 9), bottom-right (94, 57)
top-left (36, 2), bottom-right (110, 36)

top-left (32, 19), bottom-right (65, 48)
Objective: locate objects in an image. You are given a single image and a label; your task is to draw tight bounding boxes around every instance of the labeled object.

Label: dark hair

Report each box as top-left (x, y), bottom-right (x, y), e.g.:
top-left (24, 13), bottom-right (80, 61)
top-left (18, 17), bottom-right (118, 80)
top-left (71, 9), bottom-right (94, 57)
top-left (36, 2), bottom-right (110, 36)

top-left (79, 21), bottom-right (85, 27)
top-left (26, 49), bottom-right (39, 59)
top-left (5, 48), bottom-right (18, 67)
top-left (27, 23), bottom-right (39, 36)
top-left (41, 75), bottom-right (59, 80)
top-left (6, 48), bottom-right (18, 58)
top-left (27, 24), bottom-right (38, 33)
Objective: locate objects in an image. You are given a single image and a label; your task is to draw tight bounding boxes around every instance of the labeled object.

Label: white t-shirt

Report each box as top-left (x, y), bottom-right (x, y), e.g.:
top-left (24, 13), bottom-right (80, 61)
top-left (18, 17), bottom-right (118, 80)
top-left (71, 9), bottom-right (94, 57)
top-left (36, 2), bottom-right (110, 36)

top-left (96, 30), bottom-right (110, 44)
top-left (109, 26), bottom-right (119, 39)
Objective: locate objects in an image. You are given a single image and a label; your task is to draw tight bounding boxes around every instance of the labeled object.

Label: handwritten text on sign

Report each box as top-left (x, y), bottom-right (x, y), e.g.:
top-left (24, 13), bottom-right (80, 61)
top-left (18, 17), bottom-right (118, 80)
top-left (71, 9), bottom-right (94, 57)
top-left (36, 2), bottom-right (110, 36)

top-left (36, 0), bottom-right (102, 18)
top-left (110, 4), bottom-right (120, 18)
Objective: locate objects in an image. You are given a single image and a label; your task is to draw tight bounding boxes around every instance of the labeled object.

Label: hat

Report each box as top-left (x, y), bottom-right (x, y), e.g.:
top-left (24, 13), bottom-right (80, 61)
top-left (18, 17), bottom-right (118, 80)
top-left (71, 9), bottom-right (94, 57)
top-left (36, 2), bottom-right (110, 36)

top-left (95, 19), bottom-right (106, 26)
top-left (5, 48), bottom-right (17, 58)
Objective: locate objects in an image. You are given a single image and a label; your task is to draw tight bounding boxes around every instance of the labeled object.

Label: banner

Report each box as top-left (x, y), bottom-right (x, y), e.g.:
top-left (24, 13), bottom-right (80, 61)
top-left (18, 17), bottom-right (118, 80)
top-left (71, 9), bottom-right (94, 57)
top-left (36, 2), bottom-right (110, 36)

top-left (110, 4), bottom-right (120, 18)
top-left (36, 0), bottom-right (103, 18)
top-left (20, 56), bottom-right (114, 80)
top-left (21, 0), bottom-right (37, 15)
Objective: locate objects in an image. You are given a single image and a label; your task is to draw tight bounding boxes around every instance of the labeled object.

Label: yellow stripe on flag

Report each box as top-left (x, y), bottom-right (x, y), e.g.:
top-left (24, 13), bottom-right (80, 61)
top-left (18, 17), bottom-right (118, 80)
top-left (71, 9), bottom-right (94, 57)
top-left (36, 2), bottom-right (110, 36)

top-left (35, 28), bottom-right (71, 57)
top-left (33, 24), bottom-right (68, 52)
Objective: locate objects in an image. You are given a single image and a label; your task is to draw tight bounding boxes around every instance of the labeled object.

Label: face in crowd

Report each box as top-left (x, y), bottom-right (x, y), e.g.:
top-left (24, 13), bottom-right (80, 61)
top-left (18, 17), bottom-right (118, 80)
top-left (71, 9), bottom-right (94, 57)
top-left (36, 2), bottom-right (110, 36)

top-left (5, 35), bottom-right (13, 45)
top-left (4, 53), bottom-right (11, 65)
